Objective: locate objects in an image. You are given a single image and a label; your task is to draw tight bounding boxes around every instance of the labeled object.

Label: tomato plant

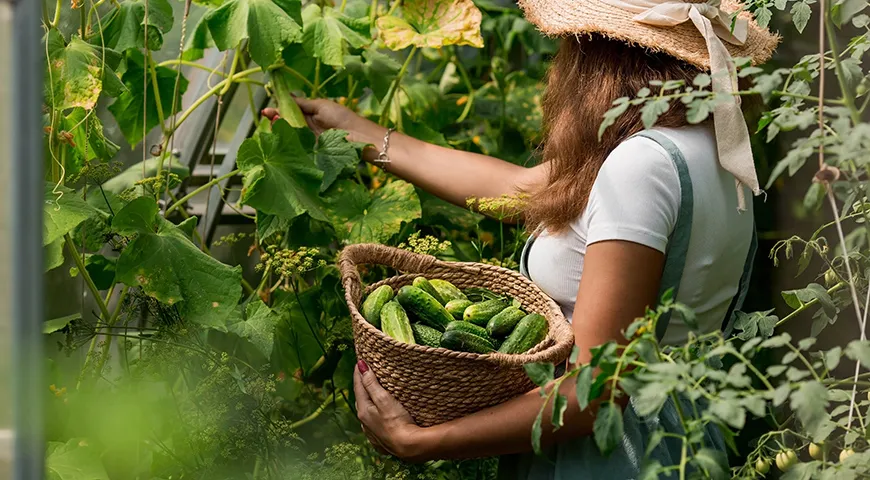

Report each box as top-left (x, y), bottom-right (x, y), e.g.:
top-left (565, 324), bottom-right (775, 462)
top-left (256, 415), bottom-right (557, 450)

top-left (41, 0), bottom-right (548, 478)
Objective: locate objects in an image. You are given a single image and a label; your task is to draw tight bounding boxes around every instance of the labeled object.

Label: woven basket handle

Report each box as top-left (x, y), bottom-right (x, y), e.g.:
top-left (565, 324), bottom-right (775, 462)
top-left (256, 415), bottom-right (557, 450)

top-left (339, 244), bottom-right (479, 303)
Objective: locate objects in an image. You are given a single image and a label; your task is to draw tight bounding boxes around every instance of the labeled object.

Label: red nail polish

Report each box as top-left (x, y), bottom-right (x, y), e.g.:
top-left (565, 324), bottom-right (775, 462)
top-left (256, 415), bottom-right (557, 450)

top-left (357, 360), bottom-right (368, 374)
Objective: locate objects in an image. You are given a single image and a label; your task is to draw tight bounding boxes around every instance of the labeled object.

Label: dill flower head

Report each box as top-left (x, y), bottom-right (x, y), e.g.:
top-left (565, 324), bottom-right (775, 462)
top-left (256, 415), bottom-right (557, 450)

top-left (256, 246), bottom-right (325, 278)
top-left (467, 193), bottom-right (529, 220)
top-left (397, 232), bottom-right (451, 256)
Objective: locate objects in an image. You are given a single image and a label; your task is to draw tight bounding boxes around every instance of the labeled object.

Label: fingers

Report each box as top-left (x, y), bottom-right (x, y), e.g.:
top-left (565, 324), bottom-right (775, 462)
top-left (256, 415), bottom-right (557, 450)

top-left (358, 361), bottom-right (395, 409)
top-left (293, 95), bottom-right (319, 114)
top-left (353, 363), bottom-right (375, 415)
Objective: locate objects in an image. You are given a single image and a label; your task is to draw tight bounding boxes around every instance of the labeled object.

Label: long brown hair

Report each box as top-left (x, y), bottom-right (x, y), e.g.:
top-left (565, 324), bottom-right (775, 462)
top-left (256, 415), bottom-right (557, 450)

top-left (525, 35), bottom-right (705, 232)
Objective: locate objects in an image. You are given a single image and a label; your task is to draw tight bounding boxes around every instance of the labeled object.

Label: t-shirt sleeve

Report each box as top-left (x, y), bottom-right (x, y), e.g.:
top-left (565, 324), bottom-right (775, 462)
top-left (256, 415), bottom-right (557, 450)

top-left (582, 136), bottom-right (681, 253)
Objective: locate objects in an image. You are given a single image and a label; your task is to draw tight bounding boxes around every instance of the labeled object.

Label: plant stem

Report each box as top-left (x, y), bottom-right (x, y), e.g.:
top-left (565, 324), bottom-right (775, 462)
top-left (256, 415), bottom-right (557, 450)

top-left (775, 282), bottom-right (846, 327)
top-left (313, 59), bottom-right (322, 97)
top-left (277, 65), bottom-right (316, 90)
top-left (164, 169), bottom-right (241, 215)
top-left (158, 59), bottom-right (229, 76)
top-left (42, 0), bottom-right (51, 27)
top-left (52, 0), bottom-right (62, 27)
top-left (339, 0), bottom-right (348, 11)
top-left (220, 49), bottom-right (241, 96)
top-left (65, 235), bottom-right (112, 321)
top-left (772, 91), bottom-right (843, 105)
top-left (387, 0), bottom-right (401, 15)
top-left (147, 51), bottom-right (167, 133)
top-left (170, 67), bottom-right (261, 134)
top-left (378, 47), bottom-right (417, 126)
top-left (289, 395), bottom-right (337, 430)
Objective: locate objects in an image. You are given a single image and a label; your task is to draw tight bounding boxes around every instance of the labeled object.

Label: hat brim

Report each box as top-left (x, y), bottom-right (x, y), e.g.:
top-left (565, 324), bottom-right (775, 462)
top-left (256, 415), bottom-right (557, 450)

top-left (517, 0), bottom-right (780, 70)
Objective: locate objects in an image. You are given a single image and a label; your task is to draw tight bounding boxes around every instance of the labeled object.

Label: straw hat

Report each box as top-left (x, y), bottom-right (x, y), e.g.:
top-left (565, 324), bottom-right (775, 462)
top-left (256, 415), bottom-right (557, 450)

top-left (517, 0), bottom-right (779, 70)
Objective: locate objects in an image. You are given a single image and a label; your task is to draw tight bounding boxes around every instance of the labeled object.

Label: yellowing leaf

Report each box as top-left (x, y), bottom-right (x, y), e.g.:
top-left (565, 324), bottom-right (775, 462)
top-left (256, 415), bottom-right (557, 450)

top-left (376, 0), bottom-right (484, 51)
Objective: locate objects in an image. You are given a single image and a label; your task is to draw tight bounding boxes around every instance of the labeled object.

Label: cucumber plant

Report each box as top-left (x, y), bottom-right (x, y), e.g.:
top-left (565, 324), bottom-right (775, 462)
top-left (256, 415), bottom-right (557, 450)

top-left (41, 0), bottom-right (546, 478)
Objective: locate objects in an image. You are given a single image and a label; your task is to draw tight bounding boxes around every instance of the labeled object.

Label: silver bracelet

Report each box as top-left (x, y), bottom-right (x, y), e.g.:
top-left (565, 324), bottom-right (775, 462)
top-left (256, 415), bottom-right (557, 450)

top-left (374, 128), bottom-right (395, 171)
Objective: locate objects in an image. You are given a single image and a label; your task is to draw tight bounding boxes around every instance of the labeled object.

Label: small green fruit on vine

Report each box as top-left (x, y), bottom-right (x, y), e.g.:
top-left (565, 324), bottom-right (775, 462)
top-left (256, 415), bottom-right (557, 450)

top-left (840, 448), bottom-right (855, 462)
top-left (809, 442), bottom-right (823, 460)
top-left (755, 458), bottom-right (771, 474)
top-left (776, 450), bottom-right (798, 472)
top-left (824, 268), bottom-right (838, 287)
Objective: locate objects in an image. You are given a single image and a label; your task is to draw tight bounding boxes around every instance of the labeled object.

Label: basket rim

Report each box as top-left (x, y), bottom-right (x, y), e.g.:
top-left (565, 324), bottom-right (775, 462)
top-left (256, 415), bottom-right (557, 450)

top-left (340, 244), bottom-right (574, 368)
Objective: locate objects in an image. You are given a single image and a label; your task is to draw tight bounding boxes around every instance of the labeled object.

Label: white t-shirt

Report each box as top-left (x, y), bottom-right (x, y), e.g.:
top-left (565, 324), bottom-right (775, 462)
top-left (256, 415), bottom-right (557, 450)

top-left (526, 125), bottom-right (753, 345)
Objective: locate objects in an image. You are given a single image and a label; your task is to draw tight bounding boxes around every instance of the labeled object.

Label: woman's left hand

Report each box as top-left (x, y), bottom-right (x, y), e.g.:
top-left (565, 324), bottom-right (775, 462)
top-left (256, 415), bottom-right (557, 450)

top-left (353, 360), bottom-right (431, 462)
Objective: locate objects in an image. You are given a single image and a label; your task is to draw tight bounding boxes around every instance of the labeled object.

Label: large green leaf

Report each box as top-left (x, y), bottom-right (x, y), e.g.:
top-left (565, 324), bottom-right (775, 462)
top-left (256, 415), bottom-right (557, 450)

top-left (113, 197), bottom-right (242, 330)
top-left (361, 48), bottom-right (402, 99)
top-left (270, 68), bottom-right (307, 128)
top-left (272, 288), bottom-right (324, 376)
top-left (324, 179), bottom-right (421, 244)
top-left (182, 15), bottom-right (216, 61)
top-left (95, 0), bottom-right (174, 52)
top-left (790, 381), bottom-right (829, 435)
top-left (45, 238), bottom-right (65, 272)
top-left (301, 4), bottom-right (370, 67)
top-left (313, 129), bottom-right (361, 192)
top-left (237, 121), bottom-right (327, 221)
top-left (377, 0), bottom-right (484, 51)
top-left (205, 0), bottom-right (303, 67)
top-left (593, 401), bottom-right (624, 456)
top-left (43, 183), bottom-right (100, 246)
top-left (227, 301), bottom-right (280, 359)
top-left (108, 51), bottom-right (189, 147)
top-left (45, 29), bottom-right (123, 111)
top-left (46, 439), bottom-right (110, 480)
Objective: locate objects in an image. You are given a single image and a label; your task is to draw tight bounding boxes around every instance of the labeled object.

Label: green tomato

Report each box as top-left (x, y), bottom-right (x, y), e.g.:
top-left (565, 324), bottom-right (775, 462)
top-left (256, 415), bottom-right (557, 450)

top-left (809, 442), bottom-right (823, 460)
top-left (755, 458), bottom-right (771, 474)
top-left (776, 450), bottom-right (797, 472)
top-left (840, 448), bottom-right (855, 462)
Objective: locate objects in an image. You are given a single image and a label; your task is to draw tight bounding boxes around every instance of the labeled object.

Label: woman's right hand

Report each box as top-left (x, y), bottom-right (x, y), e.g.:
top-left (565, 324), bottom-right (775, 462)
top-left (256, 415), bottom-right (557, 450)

top-left (293, 97), bottom-right (382, 144)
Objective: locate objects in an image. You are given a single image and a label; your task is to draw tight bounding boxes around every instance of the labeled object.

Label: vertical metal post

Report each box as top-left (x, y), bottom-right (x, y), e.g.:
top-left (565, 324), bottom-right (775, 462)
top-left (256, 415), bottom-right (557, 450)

top-left (7, 0), bottom-right (44, 478)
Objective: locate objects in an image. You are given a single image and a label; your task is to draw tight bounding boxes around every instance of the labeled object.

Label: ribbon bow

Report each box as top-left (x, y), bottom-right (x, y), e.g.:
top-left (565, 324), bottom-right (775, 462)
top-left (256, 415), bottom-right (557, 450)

top-left (600, 0), bottom-right (760, 210)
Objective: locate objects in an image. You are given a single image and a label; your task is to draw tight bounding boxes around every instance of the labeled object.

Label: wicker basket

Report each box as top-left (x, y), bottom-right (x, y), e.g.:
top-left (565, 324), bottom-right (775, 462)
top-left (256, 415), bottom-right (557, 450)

top-left (340, 244), bottom-right (574, 427)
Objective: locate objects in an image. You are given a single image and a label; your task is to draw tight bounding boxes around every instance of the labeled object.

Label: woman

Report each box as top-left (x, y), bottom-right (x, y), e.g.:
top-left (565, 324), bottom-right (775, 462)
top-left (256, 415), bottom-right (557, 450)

top-left (295, 0), bottom-right (777, 476)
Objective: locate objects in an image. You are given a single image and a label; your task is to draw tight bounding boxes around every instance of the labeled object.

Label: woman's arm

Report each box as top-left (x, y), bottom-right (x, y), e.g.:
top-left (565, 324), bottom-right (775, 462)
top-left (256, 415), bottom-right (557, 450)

top-left (354, 239), bottom-right (665, 461)
top-left (294, 97), bottom-right (547, 208)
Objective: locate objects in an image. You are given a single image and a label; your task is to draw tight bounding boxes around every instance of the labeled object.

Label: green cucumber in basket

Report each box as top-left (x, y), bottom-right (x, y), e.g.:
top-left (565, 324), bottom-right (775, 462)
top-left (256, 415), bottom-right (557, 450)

top-left (446, 321), bottom-right (496, 345)
top-left (463, 287), bottom-right (507, 303)
top-left (464, 298), bottom-right (510, 327)
top-left (430, 279), bottom-right (467, 303)
top-left (380, 301), bottom-right (415, 345)
top-left (440, 330), bottom-right (495, 354)
top-left (486, 306), bottom-right (527, 338)
top-left (445, 299), bottom-right (473, 319)
top-left (411, 323), bottom-right (442, 348)
top-left (498, 314), bottom-right (548, 354)
top-left (412, 277), bottom-right (445, 305)
top-left (360, 285), bottom-right (394, 328)
top-left (396, 285), bottom-right (454, 331)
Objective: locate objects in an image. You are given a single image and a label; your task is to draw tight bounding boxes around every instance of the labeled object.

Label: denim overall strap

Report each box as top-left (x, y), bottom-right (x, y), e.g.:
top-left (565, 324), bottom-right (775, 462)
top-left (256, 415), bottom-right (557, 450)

top-left (632, 131), bottom-right (694, 341)
top-left (721, 227), bottom-right (758, 336)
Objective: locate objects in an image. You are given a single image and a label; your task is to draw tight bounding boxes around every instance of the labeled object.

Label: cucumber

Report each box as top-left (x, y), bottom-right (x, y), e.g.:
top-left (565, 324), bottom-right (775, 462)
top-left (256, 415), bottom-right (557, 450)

top-left (396, 285), bottom-right (454, 331)
top-left (446, 321), bottom-right (496, 344)
top-left (486, 306), bottom-right (527, 338)
top-left (498, 314), bottom-right (548, 354)
top-left (445, 299), bottom-right (473, 320)
top-left (463, 299), bottom-right (510, 327)
top-left (411, 323), bottom-right (442, 348)
top-left (380, 301), bottom-right (415, 345)
top-left (430, 279), bottom-right (467, 303)
top-left (440, 330), bottom-right (495, 354)
top-left (464, 287), bottom-right (509, 303)
top-left (413, 277), bottom-right (445, 305)
top-left (360, 285), bottom-right (394, 328)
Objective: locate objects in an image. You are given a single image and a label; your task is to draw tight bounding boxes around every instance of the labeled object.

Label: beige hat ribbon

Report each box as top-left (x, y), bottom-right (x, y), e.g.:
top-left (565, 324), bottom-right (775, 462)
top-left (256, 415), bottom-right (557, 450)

top-left (600, 0), bottom-right (761, 210)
